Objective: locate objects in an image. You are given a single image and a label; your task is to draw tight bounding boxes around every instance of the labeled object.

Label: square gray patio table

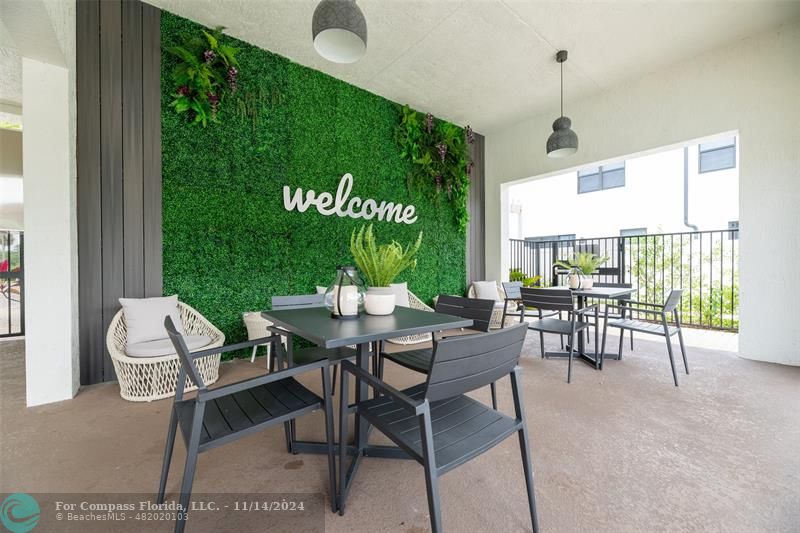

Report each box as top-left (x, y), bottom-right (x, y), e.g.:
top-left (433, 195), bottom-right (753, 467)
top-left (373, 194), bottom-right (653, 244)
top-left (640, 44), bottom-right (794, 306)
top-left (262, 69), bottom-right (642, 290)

top-left (538, 286), bottom-right (636, 367)
top-left (261, 305), bottom-right (472, 504)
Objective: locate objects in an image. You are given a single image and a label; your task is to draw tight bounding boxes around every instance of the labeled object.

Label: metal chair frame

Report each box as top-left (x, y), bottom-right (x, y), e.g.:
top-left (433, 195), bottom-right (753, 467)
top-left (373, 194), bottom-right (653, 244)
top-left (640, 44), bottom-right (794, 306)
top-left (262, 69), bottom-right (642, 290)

top-left (520, 287), bottom-right (599, 383)
top-left (338, 323), bottom-right (539, 533)
top-left (158, 317), bottom-right (336, 533)
top-left (600, 289), bottom-right (689, 386)
top-left (377, 295), bottom-right (500, 408)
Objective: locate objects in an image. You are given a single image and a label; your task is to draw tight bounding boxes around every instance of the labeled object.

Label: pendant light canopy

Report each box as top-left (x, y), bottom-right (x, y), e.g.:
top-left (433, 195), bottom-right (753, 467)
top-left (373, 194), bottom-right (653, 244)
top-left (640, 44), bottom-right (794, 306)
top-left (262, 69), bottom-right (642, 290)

top-left (546, 50), bottom-right (578, 158)
top-left (312, 0), bottom-right (367, 64)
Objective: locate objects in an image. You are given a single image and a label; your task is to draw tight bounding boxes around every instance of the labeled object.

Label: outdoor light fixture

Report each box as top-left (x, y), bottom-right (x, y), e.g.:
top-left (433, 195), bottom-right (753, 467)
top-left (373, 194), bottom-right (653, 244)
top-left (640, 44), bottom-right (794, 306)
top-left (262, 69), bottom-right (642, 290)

top-left (312, 0), bottom-right (367, 64)
top-left (546, 50), bottom-right (578, 158)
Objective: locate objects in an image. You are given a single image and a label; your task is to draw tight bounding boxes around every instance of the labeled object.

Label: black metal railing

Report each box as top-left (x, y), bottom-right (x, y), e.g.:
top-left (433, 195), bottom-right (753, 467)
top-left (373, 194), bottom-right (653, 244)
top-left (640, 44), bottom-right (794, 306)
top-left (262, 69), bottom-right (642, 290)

top-left (509, 229), bottom-right (739, 331)
top-left (1, 230), bottom-right (24, 337)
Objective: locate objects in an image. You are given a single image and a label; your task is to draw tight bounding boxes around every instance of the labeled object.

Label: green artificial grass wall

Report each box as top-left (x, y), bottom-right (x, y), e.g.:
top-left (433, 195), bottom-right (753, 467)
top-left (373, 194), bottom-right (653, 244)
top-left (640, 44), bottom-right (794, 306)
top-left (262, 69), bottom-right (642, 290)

top-left (161, 12), bottom-right (467, 349)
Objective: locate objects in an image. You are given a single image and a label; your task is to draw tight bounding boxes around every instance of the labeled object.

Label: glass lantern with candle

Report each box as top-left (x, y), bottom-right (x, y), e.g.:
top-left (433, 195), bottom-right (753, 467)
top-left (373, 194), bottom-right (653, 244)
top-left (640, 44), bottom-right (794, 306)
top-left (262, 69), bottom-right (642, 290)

top-left (324, 265), bottom-right (366, 319)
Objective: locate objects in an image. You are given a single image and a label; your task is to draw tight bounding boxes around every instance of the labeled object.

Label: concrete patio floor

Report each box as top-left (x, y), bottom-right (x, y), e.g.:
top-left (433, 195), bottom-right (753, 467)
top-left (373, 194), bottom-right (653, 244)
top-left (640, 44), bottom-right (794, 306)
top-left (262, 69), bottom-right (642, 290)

top-left (1, 333), bottom-right (798, 532)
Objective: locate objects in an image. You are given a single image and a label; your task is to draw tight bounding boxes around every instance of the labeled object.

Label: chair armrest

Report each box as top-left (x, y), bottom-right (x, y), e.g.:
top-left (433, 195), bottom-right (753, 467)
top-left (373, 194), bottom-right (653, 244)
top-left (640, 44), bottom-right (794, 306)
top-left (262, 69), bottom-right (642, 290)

top-left (188, 335), bottom-right (282, 360)
top-left (605, 304), bottom-right (665, 316)
top-left (199, 358), bottom-right (329, 402)
top-left (574, 304), bottom-right (599, 316)
top-left (625, 300), bottom-right (664, 308)
top-left (340, 360), bottom-right (423, 415)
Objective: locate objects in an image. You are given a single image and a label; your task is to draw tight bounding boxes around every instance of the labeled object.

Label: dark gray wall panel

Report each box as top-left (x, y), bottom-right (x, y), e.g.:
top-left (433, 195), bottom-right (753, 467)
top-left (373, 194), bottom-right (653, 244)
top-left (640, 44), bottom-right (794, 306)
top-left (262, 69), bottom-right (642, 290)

top-left (77, 0), bottom-right (103, 385)
top-left (122, 0), bottom-right (145, 298)
top-left (77, 0), bottom-right (162, 384)
top-left (467, 133), bottom-right (486, 283)
top-left (142, 3), bottom-right (163, 298)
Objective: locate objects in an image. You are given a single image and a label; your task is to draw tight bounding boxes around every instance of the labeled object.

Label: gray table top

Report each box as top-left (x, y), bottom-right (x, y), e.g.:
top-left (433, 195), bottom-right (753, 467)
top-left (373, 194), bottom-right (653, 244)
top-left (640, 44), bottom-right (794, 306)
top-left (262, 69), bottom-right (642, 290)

top-left (538, 286), bottom-right (637, 299)
top-left (261, 306), bottom-right (473, 349)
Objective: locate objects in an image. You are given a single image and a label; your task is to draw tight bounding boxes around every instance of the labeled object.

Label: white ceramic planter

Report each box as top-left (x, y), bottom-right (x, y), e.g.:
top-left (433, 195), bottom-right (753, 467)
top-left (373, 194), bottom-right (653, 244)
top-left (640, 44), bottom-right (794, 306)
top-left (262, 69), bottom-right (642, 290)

top-left (365, 287), bottom-right (396, 315)
top-left (581, 277), bottom-right (594, 289)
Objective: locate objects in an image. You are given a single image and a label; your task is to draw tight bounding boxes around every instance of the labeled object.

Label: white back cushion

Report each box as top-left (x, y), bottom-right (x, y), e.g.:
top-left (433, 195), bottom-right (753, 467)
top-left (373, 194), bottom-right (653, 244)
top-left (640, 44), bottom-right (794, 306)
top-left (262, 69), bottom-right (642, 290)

top-left (472, 281), bottom-right (501, 301)
top-left (119, 295), bottom-right (185, 345)
top-left (390, 282), bottom-right (410, 307)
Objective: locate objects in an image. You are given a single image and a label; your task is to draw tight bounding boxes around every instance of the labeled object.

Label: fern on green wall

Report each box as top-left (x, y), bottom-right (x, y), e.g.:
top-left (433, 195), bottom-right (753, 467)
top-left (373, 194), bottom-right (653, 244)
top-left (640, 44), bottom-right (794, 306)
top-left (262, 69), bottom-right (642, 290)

top-left (161, 12), bottom-right (467, 355)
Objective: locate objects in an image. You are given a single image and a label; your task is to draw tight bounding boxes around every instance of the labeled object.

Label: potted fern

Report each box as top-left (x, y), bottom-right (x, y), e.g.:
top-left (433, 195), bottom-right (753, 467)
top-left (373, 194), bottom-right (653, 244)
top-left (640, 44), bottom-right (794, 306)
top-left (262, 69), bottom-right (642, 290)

top-left (350, 224), bottom-right (423, 315)
top-left (554, 252), bottom-right (609, 289)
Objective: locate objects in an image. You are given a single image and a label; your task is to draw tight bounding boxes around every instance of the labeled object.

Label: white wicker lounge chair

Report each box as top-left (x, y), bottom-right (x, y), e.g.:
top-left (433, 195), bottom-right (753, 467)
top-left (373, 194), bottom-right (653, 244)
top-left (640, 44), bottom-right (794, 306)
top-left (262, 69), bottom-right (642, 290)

top-left (468, 282), bottom-right (516, 329)
top-left (106, 302), bottom-right (224, 402)
top-left (385, 290), bottom-right (435, 345)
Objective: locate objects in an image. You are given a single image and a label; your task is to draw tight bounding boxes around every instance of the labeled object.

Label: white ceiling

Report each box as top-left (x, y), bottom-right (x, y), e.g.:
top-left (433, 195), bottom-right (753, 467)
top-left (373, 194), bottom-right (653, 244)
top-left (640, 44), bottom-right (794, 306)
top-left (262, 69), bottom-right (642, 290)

top-left (31, 0), bottom-right (799, 132)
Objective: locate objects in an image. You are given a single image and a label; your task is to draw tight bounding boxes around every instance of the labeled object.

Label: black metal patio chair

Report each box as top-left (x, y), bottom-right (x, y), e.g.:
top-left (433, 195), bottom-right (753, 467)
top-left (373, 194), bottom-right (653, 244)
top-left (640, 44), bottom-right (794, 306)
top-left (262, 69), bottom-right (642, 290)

top-left (338, 323), bottom-right (538, 533)
top-left (600, 289), bottom-right (689, 386)
top-left (502, 281), bottom-right (565, 349)
top-left (520, 287), bottom-right (598, 383)
top-left (157, 317), bottom-right (337, 533)
top-left (377, 294), bottom-right (499, 407)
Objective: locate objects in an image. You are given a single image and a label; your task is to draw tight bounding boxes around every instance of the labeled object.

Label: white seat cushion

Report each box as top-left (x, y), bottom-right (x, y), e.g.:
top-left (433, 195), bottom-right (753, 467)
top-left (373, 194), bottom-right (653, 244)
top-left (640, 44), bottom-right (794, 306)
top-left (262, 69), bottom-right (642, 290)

top-left (119, 295), bottom-right (185, 345)
top-left (472, 281), bottom-right (501, 301)
top-left (125, 335), bottom-right (211, 358)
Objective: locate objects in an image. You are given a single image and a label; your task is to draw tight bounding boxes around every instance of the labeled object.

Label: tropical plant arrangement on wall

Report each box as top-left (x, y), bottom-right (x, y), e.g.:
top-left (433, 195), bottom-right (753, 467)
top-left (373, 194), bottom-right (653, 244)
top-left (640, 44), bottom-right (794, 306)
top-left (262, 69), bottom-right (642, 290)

top-left (396, 105), bottom-right (473, 231)
top-left (165, 26), bottom-right (240, 126)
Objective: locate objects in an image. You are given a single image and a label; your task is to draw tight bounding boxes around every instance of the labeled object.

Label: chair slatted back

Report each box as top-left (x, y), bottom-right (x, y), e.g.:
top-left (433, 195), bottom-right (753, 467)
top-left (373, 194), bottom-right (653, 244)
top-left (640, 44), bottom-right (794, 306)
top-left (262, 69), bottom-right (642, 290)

top-left (595, 267), bottom-right (621, 278)
top-left (164, 316), bottom-right (206, 391)
top-left (435, 294), bottom-right (495, 332)
top-left (502, 281), bottom-right (523, 300)
top-left (271, 293), bottom-right (325, 310)
top-left (519, 287), bottom-right (574, 312)
top-left (424, 323), bottom-right (528, 403)
top-left (663, 289), bottom-right (684, 312)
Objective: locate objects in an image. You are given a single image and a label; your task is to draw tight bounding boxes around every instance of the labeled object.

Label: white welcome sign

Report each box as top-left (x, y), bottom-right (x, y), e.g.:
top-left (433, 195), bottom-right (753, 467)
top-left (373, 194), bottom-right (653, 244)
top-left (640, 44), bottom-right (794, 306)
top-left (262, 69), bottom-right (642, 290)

top-left (282, 173), bottom-right (418, 225)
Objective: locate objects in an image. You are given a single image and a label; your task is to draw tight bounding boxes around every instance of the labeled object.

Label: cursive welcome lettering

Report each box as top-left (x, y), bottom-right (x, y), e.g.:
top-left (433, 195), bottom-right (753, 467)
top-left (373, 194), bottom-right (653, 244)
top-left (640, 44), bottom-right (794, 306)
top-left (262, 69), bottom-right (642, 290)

top-left (282, 174), bottom-right (418, 225)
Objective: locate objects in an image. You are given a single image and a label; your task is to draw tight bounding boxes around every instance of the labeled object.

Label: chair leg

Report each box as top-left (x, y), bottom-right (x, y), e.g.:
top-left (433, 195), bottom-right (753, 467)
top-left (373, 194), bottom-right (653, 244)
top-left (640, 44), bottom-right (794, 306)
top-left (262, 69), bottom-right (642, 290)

top-left (283, 421), bottom-right (293, 454)
top-left (600, 320), bottom-right (609, 371)
top-left (157, 406), bottom-right (179, 503)
top-left (419, 412), bottom-right (442, 533)
top-left (618, 329), bottom-right (625, 360)
top-left (490, 382), bottom-right (498, 410)
top-left (175, 410), bottom-right (203, 533)
top-left (338, 366), bottom-right (350, 516)
top-left (677, 328), bottom-right (689, 374)
top-left (331, 364), bottom-right (338, 397)
top-left (517, 425), bottom-right (540, 533)
top-left (629, 331), bottom-right (634, 351)
top-left (664, 334), bottom-right (679, 387)
top-left (539, 331), bottom-right (545, 358)
top-left (250, 344), bottom-right (258, 363)
top-left (265, 343), bottom-right (272, 372)
top-left (378, 353), bottom-right (385, 380)
top-left (567, 325), bottom-right (577, 384)
top-left (321, 366), bottom-right (337, 513)
top-left (290, 419), bottom-right (298, 454)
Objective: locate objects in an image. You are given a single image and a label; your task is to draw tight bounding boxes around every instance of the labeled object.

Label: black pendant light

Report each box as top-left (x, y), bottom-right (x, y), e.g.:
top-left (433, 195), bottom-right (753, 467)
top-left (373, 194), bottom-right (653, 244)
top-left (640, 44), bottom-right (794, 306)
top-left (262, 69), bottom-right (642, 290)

top-left (546, 50), bottom-right (578, 158)
top-left (312, 0), bottom-right (367, 64)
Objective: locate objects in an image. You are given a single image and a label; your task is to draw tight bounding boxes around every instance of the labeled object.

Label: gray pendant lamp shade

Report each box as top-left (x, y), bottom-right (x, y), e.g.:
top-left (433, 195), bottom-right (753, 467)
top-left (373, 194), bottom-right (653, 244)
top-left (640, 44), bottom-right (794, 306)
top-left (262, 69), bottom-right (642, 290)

top-left (312, 0), bottom-right (367, 64)
top-left (547, 50), bottom-right (578, 158)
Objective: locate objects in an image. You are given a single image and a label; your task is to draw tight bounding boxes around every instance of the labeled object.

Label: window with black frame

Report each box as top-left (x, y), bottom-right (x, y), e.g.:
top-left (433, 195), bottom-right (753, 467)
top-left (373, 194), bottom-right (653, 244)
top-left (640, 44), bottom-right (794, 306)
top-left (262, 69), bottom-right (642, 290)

top-left (577, 162), bottom-right (625, 193)
top-left (699, 137), bottom-right (736, 173)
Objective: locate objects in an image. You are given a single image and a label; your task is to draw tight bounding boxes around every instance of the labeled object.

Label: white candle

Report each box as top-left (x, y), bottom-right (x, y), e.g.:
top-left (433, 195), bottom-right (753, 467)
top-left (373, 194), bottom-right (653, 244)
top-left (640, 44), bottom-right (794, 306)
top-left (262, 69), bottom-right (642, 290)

top-left (339, 285), bottom-right (358, 316)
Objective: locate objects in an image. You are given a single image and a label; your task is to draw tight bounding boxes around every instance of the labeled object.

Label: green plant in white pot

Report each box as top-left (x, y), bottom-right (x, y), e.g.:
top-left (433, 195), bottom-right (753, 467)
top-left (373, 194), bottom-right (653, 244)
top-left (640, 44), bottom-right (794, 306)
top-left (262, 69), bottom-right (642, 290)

top-left (554, 252), bottom-right (609, 289)
top-left (350, 224), bottom-right (423, 315)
